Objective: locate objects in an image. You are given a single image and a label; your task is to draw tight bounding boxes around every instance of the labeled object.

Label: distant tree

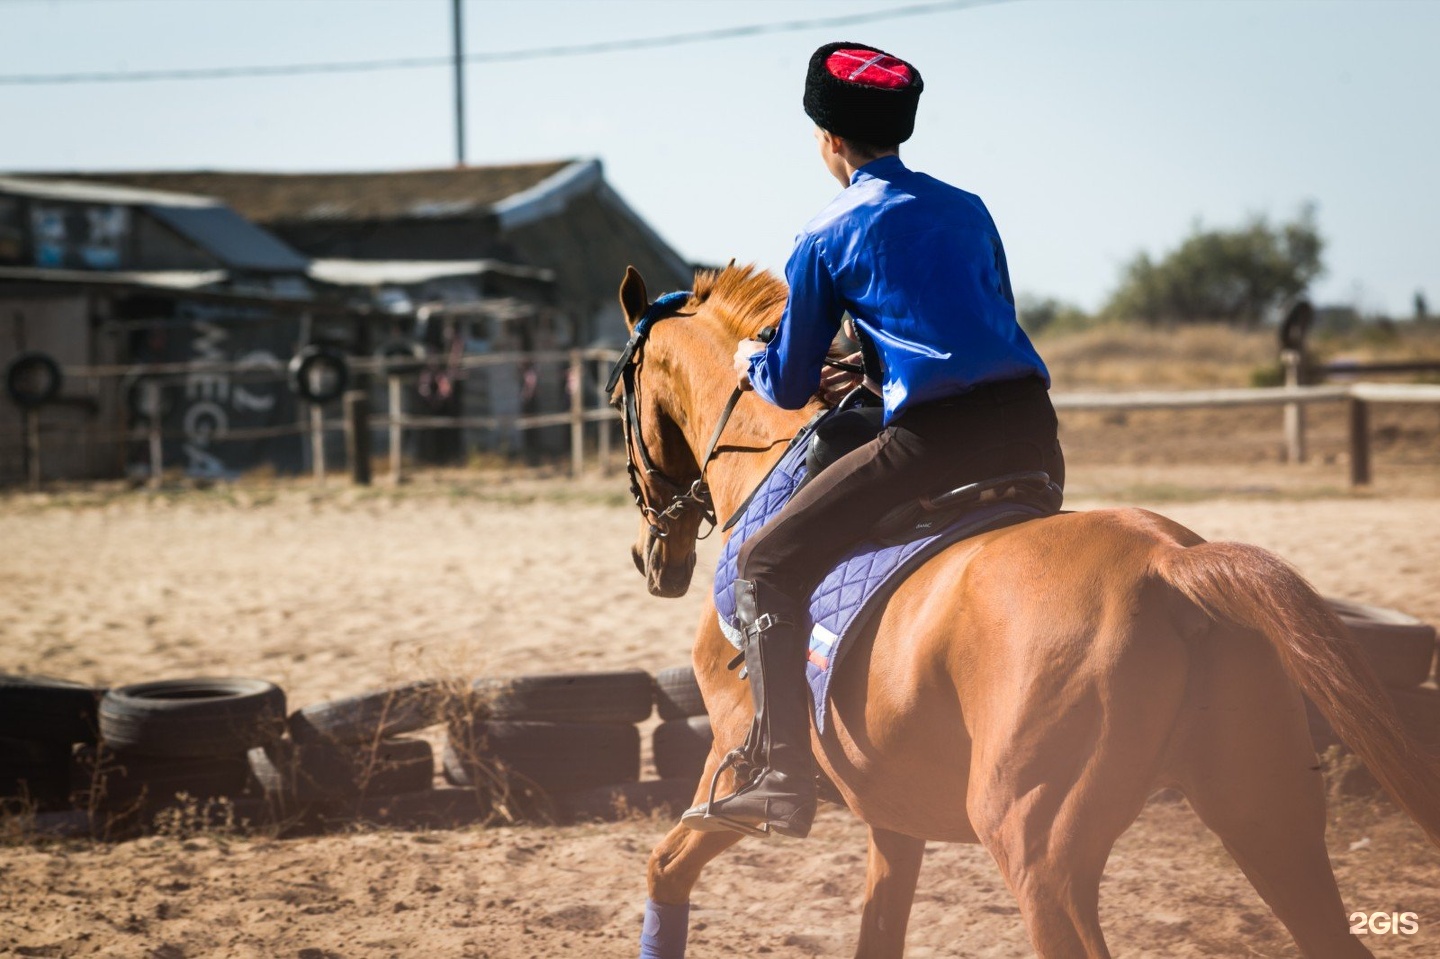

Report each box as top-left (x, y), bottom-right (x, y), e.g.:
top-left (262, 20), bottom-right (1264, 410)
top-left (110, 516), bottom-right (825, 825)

top-left (1103, 205), bottom-right (1325, 327)
top-left (1015, 293), bottom-right (1092, 336)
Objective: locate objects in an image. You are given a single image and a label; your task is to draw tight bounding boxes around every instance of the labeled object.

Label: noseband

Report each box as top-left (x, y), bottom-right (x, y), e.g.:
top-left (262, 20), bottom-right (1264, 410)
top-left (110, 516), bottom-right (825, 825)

top-left (605, 291), bottom-right (748, 542)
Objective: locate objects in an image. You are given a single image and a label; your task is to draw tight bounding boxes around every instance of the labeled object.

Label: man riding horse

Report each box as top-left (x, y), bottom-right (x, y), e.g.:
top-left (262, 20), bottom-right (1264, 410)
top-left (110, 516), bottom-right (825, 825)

top-left (682, 41), bottom-right (1065, 840)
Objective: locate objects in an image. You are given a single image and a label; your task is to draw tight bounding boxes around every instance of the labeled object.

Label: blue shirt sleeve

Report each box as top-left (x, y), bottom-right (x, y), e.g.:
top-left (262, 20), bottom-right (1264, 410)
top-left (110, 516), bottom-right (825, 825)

top-left (748, 231), bottom-right (843, 409)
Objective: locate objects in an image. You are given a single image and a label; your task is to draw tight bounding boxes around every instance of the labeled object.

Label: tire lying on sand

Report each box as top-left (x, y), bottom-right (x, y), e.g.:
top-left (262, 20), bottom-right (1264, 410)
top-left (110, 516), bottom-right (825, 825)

top-left (445, 720), bottom-right (640, 798)
top-left (1326, 597), bottom-right (1437, 689)
top-left (652, 716), bottom-right (713, 782)
top-left (654, 666), bottom-right (707, 721)
top-left (1306, 685), bottom-right (1440, 753)
top-left (288, 680), bottom-right (454, 747)
top-left (100, 678), bottom-right (286, 759)
top-left (0, 674), bottom-right (103, 746)
top-left (472, 669), bottom-right (655, 725)
top-left (249, 736), bottom-right (434, 805)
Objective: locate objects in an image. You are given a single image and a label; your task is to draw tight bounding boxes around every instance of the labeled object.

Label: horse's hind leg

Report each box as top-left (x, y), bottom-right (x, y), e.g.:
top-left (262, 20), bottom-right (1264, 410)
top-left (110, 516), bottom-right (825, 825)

top-left (1175, 633), bottom-right (1373, 958)
top-left (966, 615), bottom-right (1187, 957)
top-left (855, 827), bottom-right (926, 959)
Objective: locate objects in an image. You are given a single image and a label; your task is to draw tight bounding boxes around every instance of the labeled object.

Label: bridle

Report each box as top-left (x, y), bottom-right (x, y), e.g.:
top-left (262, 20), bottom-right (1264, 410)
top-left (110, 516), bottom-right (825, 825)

top-left (604, 291), bottom-right (752, 543)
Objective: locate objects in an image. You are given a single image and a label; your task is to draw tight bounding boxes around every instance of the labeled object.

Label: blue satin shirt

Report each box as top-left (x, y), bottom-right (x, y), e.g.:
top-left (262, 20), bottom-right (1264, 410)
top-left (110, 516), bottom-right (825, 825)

top-left (748, 154), bottom-right (1049, 424)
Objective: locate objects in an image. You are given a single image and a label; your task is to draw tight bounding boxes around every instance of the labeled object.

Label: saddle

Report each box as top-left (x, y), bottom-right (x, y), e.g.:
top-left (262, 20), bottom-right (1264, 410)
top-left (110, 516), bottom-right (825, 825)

top-left (800, 389), bottom-right (1062, 544)
top-left (714, 391), bottom-right (1064, 733)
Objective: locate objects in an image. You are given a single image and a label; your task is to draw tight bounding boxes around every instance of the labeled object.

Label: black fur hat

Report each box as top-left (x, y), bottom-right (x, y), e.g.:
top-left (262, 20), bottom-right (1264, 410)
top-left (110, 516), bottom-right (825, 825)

top-left (803, 41), bottom-right (924, 146)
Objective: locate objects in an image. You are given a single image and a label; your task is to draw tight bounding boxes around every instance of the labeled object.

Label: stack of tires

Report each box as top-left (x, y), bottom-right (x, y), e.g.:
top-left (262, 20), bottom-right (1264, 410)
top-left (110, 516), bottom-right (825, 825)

top-left (249, 679), bottom-right (455, 826)
top-left (1308, 598), bottom-right (1440, 773)
top-left (79, 678), bottom-right (286, 833)
top-left (653, 666), bottom-right (714, 785)
top-left (0, 675), bottom-right (102, 813)
top-left (445, 667), bottom-right (706, 822)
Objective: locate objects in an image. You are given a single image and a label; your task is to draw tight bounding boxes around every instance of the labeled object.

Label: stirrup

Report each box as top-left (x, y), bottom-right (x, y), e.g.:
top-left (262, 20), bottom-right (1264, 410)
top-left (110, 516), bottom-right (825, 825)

top-left (682, 745), bottom-right (776, 839)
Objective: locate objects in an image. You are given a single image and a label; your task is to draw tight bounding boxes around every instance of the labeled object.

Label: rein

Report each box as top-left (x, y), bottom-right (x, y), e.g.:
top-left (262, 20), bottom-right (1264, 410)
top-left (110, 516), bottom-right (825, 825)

top-left (605, 292), bottom-right (754, 542)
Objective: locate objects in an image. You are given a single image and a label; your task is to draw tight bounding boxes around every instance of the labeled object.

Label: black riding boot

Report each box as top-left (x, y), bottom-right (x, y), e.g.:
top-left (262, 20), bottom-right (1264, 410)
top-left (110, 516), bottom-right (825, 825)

top-left (681, 579), bottom-right (818, 839)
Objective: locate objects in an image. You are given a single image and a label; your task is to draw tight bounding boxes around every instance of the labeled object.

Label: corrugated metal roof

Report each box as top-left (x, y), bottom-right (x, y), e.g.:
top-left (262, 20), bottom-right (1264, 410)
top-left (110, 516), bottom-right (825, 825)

top-left (13, 161), bottom-right (579, 224)
top-left (309, 258), bottom-right (555, 287)
top-left (146, 204), bottom-right (310, 273)
top-left (0, 176), bottom-right (216, 208)
top-left (0, 265), bottom-right (228, 289)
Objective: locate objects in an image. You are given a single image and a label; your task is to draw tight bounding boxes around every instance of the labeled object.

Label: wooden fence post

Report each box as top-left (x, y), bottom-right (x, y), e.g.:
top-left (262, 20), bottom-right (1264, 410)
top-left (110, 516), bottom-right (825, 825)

top-left (310, 404), bottom-right (326, 485)
top-left (1282, 348), bottom-right (1306, 464)
top-left (595, 358), bottom-right (611, 477)
top-left (344, 390), bottom-right (372, 486)
top-left (1348, 398), bottom-right (1371, 486)
top-left (388, 375), bottom-right (404, 485)
top-left (569, 349), bottom-right (584, 477)
top-left (24, 410), bottom-right (40, 491)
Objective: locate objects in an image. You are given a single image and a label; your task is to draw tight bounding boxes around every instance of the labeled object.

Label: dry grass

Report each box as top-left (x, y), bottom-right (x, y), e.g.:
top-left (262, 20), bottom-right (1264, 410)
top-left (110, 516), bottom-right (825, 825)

top-left (1035, 320), bottom-right (1440, 390)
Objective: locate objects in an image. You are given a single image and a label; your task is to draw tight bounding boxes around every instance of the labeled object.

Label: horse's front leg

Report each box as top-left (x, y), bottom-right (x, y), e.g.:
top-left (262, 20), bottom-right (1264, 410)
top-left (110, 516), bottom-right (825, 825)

top-left (641, 822), bottom-right (743, 958)
top-left (855, 826), bottom-right (925, 958)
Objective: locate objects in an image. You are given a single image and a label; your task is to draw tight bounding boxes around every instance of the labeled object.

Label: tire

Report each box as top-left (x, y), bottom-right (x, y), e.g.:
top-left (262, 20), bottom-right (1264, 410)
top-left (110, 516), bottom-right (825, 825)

top-left (654, 666), bottom-right (707, 721)
top-left (0, 736), bottom-right (74, 810)
top-left (289, 680), bottom-right (454, 747)
top-left (0, 674), bottom-right (102, 746)
top-left (447, 720), bottom-right (640, 796)
top-left (1305, 685), bottom-right (1440, 752)
top-left (560, 779), bottom-right (696, 823)
top-left (1326, 597), bottom-right (1437, 688)
top-left (288, 346), bottom-right (349, 403)
top-left (652, 716), bottom-right (713, 782)
top-left (72, 744), bottom-right (252, 810)
top-left (5, 351), bottom-right (62, 409)
top-left (473, 669), bottom-right (654, 724)
top-left (249, 736), bottom-right (433, 804)
top-left (100, 678), bottom-right (286, 759)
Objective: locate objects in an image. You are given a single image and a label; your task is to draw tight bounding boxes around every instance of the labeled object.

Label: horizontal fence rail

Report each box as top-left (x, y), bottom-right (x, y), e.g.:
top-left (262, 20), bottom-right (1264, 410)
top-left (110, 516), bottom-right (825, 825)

top-left (4, 345), bottom-right (1440, 489)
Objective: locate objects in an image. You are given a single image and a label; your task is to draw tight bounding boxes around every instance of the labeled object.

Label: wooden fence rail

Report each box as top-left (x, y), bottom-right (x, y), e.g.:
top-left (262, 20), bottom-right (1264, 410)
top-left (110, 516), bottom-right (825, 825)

top-left (6, 346), bottom-right (1440, 489)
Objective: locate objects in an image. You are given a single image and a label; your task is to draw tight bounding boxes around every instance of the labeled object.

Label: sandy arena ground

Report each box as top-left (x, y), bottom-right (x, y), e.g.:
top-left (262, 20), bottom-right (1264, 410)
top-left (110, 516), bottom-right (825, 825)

top-left (1, 448), bottom-right (1439, 957)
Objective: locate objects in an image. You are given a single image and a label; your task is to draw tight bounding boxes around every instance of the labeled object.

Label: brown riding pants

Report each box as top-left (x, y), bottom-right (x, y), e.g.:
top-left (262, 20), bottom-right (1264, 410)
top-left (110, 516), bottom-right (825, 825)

top-left (735, 376), bottom-right (1064, 621)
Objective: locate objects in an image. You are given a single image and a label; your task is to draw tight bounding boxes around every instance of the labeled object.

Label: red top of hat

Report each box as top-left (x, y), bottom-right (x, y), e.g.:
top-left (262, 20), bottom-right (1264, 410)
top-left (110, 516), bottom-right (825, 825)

top-left (824, 48), bottom-right (915, 90)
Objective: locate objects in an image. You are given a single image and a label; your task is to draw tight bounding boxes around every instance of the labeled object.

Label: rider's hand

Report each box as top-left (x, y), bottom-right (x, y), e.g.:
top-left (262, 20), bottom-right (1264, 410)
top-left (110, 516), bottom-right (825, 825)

top-left (817, 351), bottom-right (864, 406)
top-left (734, 339), bottom-right (764, 392)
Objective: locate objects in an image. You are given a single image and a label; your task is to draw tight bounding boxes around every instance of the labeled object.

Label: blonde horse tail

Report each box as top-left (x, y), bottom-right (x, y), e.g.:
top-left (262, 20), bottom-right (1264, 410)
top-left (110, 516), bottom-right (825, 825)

top-left (1158, 540), bottom-right (1440, 850)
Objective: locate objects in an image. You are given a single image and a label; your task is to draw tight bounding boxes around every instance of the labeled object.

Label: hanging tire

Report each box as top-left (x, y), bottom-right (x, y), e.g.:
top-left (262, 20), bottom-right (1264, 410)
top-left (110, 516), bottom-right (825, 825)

top-left (288, 680), bottom-right (455, 747)
top-left (1326, 597), bottom-right (1437, 688)
top-left (288, 346), bottom-right (349, 403)
top-left (99, 678), bottom-right (286, 759)
top-left (249, 736), bottom-right (433, 804)
top-left (0, 736), bottom-right (75, 810)
top-left (72, 744), bottom-right (252, 811)
top-left (654, 666), bottom-right (707, 720)
top-left (5, 352), bottom-right (62, 409)
top-left (652, 716), bottom-right (713, 782)
top-left (473, 669), bottom-right (654, 724)
top-left (0, 674), bottom-right (102, 746)
top-left (447, 720), bottom-right (640, 796)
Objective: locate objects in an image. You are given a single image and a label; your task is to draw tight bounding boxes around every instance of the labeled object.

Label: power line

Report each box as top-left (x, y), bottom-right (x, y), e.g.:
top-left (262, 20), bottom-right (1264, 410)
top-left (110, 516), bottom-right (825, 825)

top-left (0, 0), bottom-right (1004, 87)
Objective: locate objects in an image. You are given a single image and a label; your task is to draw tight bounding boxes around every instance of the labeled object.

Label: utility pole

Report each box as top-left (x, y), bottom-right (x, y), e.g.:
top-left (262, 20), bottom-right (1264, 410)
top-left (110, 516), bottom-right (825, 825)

top-left (452, 0), bottom-right (466, 167)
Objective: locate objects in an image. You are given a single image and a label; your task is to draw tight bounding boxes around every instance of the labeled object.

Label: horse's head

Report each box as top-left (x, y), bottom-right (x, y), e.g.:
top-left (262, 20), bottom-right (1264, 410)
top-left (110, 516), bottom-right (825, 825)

top-left (610, 266), bottom-right (709, 598)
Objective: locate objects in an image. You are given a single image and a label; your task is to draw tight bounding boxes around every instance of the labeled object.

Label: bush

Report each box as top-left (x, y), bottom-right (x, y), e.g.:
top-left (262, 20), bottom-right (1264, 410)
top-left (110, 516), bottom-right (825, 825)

top-left (1103, 205), bottom-right (1325, 327)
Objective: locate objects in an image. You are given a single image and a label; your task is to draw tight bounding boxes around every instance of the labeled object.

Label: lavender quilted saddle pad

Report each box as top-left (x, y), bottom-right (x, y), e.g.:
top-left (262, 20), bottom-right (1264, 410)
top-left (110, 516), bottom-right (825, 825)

top-left (712, 414), bottom-right (1051, 734)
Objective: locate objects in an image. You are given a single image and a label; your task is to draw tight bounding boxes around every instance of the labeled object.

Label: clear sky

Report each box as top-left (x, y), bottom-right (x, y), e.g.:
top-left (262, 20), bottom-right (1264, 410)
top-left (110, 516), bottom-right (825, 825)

top-left (1, 0), bottom-right (1435, 316)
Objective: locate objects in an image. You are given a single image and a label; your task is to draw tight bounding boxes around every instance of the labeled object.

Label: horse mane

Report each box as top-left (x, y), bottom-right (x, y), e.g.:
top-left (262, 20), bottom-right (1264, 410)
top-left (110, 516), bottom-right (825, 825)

top-left (691, 262), bottom-right (788, 339)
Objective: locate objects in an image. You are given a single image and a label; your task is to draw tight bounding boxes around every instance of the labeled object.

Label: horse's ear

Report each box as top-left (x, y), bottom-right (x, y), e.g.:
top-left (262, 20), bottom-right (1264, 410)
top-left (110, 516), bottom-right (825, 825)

top-left (619, 265), bottom-right (649, 331)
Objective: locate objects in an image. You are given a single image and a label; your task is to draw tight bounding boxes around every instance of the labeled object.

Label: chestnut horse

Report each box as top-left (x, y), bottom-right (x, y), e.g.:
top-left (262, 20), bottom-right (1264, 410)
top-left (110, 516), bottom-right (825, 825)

top-left (612, 263), bottom-right (1440, 959)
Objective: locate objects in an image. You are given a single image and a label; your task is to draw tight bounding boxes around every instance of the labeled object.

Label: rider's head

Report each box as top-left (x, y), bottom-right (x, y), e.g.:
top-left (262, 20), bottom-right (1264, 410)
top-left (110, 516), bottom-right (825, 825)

top-left (804, 41), bottom-right (923, 187)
